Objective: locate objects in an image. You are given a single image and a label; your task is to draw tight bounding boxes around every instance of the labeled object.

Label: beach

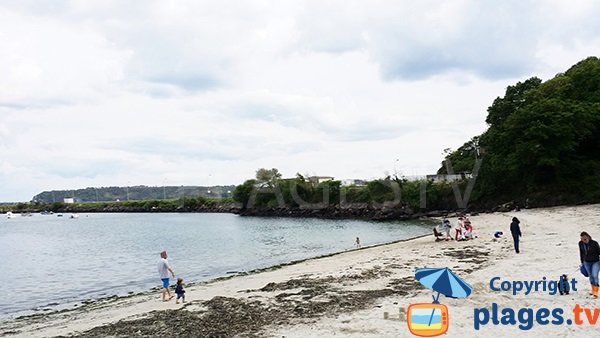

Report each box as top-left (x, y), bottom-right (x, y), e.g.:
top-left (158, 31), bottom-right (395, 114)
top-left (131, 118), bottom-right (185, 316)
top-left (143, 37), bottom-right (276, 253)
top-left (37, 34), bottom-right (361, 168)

top-left (2, 204), bottom-right (600, 337)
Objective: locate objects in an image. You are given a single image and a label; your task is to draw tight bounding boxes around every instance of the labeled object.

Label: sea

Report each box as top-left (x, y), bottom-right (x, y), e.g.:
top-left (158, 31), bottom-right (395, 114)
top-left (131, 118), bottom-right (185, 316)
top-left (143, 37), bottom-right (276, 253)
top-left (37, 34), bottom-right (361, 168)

top-left (0, 212), bottom-right (431, 318)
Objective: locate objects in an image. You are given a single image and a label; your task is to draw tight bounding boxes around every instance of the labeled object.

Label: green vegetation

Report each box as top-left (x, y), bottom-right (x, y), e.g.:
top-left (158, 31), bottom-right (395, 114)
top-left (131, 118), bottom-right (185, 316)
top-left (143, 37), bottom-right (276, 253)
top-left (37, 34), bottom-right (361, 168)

top-left (233, 170), bottom-right (466, 211)
top-left (0, 196), bottom-right (237, 213)
top-left (236, 57), bottom-right (600, 212)
top-left (441, 56), bottom-right (600, 208)
top-left (32, 185), bottom-right (236, 203)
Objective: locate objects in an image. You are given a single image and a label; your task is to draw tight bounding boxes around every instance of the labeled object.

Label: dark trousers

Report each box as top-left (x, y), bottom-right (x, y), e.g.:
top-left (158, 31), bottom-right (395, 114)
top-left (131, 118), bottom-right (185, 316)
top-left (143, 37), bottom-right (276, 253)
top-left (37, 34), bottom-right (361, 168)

top-left (512, 234), bottom-right (520, 253)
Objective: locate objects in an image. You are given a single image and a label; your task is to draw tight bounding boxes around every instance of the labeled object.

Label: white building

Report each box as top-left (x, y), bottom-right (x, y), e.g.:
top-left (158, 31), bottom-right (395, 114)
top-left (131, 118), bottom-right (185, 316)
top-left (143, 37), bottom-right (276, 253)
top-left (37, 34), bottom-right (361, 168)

top-left (341, 179), bottom-right (368, 187)
top-left (306, 176), bottom-right (335, 185)
top-left (426, 173), bottom-right (473, 183)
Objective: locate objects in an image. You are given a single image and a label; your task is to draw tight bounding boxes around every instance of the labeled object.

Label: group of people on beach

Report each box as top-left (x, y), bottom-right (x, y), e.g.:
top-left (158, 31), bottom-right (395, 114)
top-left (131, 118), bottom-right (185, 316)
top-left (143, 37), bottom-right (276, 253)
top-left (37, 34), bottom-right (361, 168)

top-left (433, 215), bottom-right (524, 255)
top-left (433, 215), bottom-right (476, 242)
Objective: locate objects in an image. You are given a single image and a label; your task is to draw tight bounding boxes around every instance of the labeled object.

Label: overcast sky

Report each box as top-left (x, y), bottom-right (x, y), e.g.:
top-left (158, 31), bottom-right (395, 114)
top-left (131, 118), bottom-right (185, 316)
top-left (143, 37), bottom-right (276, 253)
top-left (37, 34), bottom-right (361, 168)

top-left (1, 1), bottom-right (600, 202)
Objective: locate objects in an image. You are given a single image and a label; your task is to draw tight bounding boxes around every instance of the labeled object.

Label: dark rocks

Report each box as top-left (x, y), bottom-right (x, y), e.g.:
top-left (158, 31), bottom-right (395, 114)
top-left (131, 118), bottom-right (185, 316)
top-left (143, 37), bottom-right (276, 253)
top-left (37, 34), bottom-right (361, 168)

top-left (70, 297), bottom-right (280, 338)
top-left (494, 201), bottom-right (517, 212)
top-left (236, 204), bottom-right (420, 221)
top-left (65, 267), bottom-right (425, 338)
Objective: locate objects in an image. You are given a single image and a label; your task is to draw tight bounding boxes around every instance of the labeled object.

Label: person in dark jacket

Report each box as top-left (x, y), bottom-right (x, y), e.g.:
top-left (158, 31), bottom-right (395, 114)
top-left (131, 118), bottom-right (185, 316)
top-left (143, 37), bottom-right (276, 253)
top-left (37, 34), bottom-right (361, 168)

top-left (579, 231), bottom-right (600, 297)
top-left (175, 277), bottom-right (186, 304)
top-left (510, 217), bottom-right (522, 253)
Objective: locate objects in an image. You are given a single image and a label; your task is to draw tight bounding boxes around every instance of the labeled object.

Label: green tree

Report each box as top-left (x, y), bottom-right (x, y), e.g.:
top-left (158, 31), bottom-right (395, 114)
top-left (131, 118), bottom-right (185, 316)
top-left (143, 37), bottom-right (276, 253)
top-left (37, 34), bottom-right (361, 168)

top-left (315, 180), bottom-right (341, 204)
top-left (255, 168), bottom-right (282, 187)
top-left (438, 136), bottom-right (480, 175)
top-left (444, 56), bottom-right (600, 205)
top-left (232, 179), bottom-right (257, 208)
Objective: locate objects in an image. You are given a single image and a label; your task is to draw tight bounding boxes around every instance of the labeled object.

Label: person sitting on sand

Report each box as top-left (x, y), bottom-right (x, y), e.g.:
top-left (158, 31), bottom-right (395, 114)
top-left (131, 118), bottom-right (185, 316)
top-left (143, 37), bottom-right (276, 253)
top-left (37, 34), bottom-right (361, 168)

top-left (463, 226), bottom-right (472, 240)
top-left (175, 278), bottom-right (186, 304)
top-left (456, 228), bottom-right (467, 241)
top-left (464, 219), bottom-right (473, 239)
top-left (433, 227), bottom-right (445, 241)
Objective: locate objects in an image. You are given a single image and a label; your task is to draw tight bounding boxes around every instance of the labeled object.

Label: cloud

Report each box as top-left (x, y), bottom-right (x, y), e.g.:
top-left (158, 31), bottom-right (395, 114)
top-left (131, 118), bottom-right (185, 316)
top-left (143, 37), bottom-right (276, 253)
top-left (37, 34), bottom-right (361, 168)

top-left (293, 1), bottom-right (600, 81)
top-left (79, 1), bottom-right (291, 92)
top-left (1, 1), bottom-right (600, 201)
top-left (42, 160), bottom-right (128, 180)
top-left (114, 138), bottom-right (237, 162)
top-left (0, 6), bottom-right (130, 107)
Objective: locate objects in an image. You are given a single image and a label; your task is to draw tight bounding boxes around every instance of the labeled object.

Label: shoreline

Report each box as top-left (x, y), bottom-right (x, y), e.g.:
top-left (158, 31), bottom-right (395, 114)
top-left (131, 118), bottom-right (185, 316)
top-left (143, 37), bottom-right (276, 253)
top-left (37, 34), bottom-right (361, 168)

top-left (3, 208), bottom-right (451, 224)
top-left (1, 225), bottom-right (434, 322)
top-left (3, 204), bottom-right (600, 337)
top-left (2, 232), bottom-right (433, 322)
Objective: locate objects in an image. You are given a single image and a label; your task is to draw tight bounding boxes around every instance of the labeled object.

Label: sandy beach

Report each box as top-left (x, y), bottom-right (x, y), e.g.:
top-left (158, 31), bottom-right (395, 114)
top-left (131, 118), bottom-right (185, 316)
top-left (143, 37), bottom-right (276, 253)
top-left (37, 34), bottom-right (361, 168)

top-left (2, 204), bottom-right (600, 337)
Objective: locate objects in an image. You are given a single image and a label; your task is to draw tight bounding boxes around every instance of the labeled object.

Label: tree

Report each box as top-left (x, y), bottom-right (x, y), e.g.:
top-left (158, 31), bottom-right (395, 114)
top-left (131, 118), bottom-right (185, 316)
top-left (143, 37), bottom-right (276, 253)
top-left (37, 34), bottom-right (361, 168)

top-left (232, 179), bottom-right (257, 208)
top-left (443, 56), bottom-right (600, 205)
top-left (437, 136), bottom-right (480, 175)
top-left (485, 77), bottom-right (542, 128)
top-left (255, 168), bottom-right (282, 188)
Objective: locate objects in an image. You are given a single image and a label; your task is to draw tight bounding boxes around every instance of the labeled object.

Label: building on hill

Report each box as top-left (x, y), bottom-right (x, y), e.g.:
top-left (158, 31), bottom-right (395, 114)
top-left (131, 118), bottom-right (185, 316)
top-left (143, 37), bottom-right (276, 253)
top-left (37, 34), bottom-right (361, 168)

top-left (306, 176), bottom-right (335, 185)
top-left (426, 173), bottom-right (472, 183)
top-left (341, 179), bottom-right (368, 187)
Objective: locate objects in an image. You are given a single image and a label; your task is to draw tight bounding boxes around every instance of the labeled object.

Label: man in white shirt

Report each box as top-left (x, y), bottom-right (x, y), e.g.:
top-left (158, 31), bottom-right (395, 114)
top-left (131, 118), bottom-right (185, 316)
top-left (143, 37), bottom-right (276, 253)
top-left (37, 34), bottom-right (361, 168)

top-left (158, 251), bottom-right (175, 301)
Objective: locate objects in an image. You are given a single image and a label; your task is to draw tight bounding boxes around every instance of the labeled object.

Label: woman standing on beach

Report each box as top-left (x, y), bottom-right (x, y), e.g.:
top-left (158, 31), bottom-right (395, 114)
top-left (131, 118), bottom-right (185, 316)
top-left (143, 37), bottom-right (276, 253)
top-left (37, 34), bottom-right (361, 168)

top-left (455, 217), bottom-right (464, 241)
top-left (510, 217), bottom-right (522, 253)
top-left (579, 232), bottom-right (600, 298)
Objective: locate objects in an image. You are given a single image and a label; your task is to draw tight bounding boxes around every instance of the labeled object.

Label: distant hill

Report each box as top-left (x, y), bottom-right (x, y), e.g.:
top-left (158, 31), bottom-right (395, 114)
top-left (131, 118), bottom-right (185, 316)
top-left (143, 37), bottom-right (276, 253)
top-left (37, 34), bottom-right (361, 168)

top-left (32, 185), bottom-right (236, 203)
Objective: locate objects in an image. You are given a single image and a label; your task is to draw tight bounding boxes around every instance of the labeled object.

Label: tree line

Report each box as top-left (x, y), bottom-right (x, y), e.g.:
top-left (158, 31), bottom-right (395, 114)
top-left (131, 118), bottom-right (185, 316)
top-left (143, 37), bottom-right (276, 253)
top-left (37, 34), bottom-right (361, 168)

top-left (235, 57), bottom-right (600, 211)
top-left (440, 56), bottom-right (600, 208)
top-left (31, 185), bottom-right (236, 203)
top-left (233, 169), bottom-right (469, 212)
top-left (2, 196), bottom-right (237, 213)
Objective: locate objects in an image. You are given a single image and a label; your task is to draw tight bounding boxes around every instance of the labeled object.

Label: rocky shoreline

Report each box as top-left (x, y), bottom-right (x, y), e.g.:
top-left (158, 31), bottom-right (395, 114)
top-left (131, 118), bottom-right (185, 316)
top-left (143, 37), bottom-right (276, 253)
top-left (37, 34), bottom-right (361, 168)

top-left (235, 205), bottom-right (454, 221)
top-left (7, 199), bottom-right (535, 221)
top-left (7, 203), bottom-right (458, 221)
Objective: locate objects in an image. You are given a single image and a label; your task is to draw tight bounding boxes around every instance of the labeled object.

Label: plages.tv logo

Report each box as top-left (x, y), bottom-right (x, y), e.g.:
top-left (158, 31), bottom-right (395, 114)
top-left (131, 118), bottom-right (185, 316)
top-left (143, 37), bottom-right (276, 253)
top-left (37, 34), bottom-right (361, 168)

top-left (407, 267), bottom-right (473, 337)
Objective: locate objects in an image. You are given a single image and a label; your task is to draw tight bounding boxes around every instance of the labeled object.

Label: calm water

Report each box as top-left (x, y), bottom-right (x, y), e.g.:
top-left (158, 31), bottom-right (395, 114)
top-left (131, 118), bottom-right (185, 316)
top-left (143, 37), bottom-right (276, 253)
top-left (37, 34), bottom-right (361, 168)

top-left (0, 213), bottom-right (430, 318)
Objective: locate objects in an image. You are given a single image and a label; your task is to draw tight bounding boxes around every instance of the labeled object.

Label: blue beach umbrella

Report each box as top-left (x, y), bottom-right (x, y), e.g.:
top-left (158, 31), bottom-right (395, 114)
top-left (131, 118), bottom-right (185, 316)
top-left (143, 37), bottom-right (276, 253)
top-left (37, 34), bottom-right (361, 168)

top-left (415, 267), bottom-right (473, 327)
top-left (415, 267), bottom-right (473, 303)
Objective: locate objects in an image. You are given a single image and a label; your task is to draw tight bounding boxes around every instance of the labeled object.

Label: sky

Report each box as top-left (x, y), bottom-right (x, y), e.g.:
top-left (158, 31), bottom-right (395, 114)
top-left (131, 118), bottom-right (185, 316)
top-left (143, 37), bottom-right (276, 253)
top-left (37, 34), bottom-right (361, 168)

top-left (1, 0), bottom-right (600, 202)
